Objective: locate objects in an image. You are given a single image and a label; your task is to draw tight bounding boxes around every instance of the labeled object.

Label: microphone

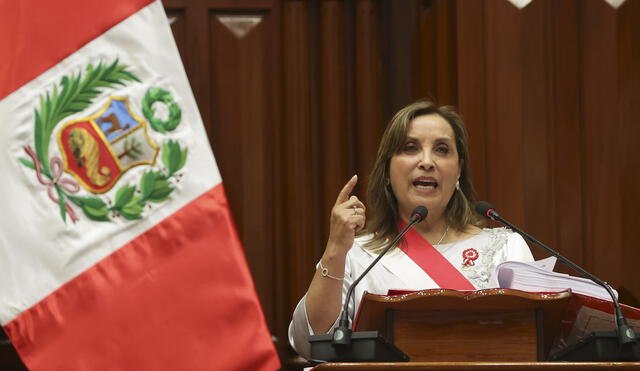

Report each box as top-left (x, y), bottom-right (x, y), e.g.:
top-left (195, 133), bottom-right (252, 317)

top-left (475, 201), bottom-right (638, 360)
top-left (309, 206), bottom-right (427, 362)
top-left (332, 205), bottom-right (428, 347)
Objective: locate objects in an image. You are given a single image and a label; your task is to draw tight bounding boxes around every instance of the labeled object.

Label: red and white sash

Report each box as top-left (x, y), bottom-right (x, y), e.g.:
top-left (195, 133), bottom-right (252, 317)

top-left (399, 222), bottom-right (475, 290)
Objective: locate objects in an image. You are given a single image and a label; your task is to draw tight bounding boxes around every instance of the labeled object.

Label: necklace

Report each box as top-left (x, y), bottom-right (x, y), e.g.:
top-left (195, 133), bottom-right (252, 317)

top-left (435, 225), bottom-right (449, 245)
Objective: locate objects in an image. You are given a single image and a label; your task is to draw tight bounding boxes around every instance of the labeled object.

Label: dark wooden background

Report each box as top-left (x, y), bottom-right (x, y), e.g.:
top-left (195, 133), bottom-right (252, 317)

top-left (2, 0), bottom-right (639, 369)
top-left (165, 0), bottom-right (640, 368)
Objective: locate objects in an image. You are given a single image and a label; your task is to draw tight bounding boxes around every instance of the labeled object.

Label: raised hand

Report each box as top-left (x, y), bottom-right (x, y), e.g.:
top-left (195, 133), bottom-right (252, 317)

top-left (327, 175), bottom-right (366, 251)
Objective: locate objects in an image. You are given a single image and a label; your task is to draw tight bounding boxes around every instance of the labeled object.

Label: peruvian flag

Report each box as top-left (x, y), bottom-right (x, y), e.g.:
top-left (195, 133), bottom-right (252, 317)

top-left (0, 1), bottom-right (280, 370)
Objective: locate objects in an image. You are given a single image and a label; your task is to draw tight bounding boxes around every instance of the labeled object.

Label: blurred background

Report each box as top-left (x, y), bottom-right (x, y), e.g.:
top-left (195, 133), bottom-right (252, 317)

top-left (2, 0), bottom-right (639, 369)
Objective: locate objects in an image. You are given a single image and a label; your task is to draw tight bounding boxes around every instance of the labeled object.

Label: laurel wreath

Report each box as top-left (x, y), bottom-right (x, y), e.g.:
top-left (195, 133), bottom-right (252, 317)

top-left (67, 140), bottom-right (187, 221)
top-left (19, 59), bottom-right (188, 223)
top-left (141, 87), bottom-right (182, 133)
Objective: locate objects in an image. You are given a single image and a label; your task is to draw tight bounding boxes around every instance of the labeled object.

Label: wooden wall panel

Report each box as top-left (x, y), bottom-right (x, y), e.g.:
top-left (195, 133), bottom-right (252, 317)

top-left (578, 0), bottom-right (640, 304)
top-left (379, 0), bottom-right (418, 120)
top-left (456, 0), bottom-right (640, 306)
top-left (182, 4), bottom-right (213, 131)
top-left (418, 0), bottom-right (458, 106)
top-left (547, 0), bottom-right (583, 268)
top-left (282, 0), bottom-right (317, 315)
top-left (165, 0), bottom-right (283, 346)
top-left (579, 0), bottom-right (623, 285)
top-left (208, 8), bottom-right (277, 326)
top-left (456, 0), bottom-right (488, 199)
top-left (355, 0), bottom-right (384, 196)
top-left (164, 1), bottom-right (640, 368)
top-left (618, 0), bottom-right (640, 306)
top-left (483, 1), bottom-right (528, 226)
top-left (319, 0), bottom-right (350, 237)
top-left (520, 0), bottom-right (555, 248)
top-left (457, 0), bottom-right (585, 262)
top-left (3, 1), bottom-right (639, 370)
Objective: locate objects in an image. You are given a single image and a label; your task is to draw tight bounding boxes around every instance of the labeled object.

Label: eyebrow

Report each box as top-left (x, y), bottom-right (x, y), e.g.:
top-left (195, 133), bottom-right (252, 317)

top-left (405, 135), bottom-right (454, 143)
top-left (434, 137), bottom-right (454, 143)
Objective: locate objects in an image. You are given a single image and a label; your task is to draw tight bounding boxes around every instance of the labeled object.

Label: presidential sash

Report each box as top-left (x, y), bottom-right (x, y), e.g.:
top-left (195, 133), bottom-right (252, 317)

top-left (399, 222), bottom-right (475, 290)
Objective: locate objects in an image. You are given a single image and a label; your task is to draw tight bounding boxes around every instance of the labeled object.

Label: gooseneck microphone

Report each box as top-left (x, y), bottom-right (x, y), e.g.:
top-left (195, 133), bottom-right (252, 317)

top-left (331, 206), bottom-right (428, 348)
top-left (475, 201), bottom-right (638, 360)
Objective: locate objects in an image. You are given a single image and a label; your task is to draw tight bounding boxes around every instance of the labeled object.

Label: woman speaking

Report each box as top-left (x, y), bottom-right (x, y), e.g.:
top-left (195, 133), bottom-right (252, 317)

top-left (288, 100), bottom-right (534, 358)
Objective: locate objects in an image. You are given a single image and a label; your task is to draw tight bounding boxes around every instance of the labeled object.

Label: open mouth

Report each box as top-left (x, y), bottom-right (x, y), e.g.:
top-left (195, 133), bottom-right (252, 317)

top-left (413, 178), bottom-right (438, 190)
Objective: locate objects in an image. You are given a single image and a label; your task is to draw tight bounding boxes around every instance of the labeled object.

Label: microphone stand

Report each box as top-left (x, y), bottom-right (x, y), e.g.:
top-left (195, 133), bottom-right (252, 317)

top-left (480, 203), bottom-right (639, 361)
top-left (308, 207), bottom-right (427, 363)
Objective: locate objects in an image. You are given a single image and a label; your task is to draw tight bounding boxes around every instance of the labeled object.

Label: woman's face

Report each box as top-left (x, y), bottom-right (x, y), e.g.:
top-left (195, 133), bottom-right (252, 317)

top-left (389, 113), bottom-right (461, 223)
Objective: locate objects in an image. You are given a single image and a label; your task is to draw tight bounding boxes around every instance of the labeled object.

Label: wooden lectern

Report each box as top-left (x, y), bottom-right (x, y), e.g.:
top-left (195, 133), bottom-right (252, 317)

top-left (310, 289), bottom-right (640, 369)
top-left (351, 289), bottom-right (570, 362)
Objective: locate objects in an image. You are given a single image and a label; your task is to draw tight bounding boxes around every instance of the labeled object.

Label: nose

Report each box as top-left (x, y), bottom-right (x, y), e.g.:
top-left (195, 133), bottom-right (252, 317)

top-left (418, 151), bottom-right (434, 170)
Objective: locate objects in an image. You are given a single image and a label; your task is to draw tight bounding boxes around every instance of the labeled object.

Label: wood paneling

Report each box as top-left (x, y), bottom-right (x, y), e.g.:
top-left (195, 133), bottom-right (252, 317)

top-left (354, 0), bottom-right (384, 196)
top-left (283, 0), bottom-right (317, 314)
top-left (417, 0), bottom-right (458, 106)
top-left (379, 0), bottom-right (418, 119)
top-left (163, 0), bottom-right (640, 367)
top-left (3, 1), bottom-right (640, 370)
top-left (580, 0), bottom-right (622, 285)
top-left (547, 0), bottom-right (583, 270)
top-left (456, 0), bottom-right (488, 199)
top-left (393, 310), bottom-right (539, 362)
top-left (154, 0), bottom-right (640, 367)
top-left (0, 2), bottom-right (619, 370)
top-left (618, 0), bottom-right (640, 307)
top-left (483, 1), bottom-right (527, 227)
top-left (520, 0), bottom-right (554, 247)
top-left (165, 0), bottom-right (283, 347)
top-left (580, 0), bottom-right (640, 305)
top-left (320, 0), bottom-right (350, 237)
top-left (455, 0), bottom-right (640, 306)
top-left (208, 7), bottom-right (279, 338)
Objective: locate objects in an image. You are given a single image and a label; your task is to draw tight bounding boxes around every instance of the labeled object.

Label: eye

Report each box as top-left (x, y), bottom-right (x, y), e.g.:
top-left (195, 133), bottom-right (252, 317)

top-left (435, 144), bottom-right (449, 154)
top-left (402, 141), bottom-right (419, 153)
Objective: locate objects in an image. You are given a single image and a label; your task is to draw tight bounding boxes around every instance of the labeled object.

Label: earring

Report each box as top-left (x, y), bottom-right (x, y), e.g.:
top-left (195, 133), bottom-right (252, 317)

top-left (456, 180), bottom-right (461, 191)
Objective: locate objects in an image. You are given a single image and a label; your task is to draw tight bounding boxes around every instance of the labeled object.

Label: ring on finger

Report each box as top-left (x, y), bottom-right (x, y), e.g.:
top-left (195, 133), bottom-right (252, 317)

top-left (352, 205), bottom-right (358, 215)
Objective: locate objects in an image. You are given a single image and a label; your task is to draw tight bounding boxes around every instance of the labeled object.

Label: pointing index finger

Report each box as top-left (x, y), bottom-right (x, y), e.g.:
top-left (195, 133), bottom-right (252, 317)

top-left (335, 175), bottom-right (358, 206)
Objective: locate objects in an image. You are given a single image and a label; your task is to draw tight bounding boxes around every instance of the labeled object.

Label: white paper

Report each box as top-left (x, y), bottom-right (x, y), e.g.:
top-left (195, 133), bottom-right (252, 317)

top-left (533, 256), bottom-right (557, 271)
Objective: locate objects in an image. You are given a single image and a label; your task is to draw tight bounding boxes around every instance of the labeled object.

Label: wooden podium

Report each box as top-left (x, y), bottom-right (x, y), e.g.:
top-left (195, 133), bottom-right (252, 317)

top-left (311, 362), bottom-right (640, 370)
top-left (310, 289), bottom-right (640, 369)
top-left (351, 289), bottom-right (570, 362)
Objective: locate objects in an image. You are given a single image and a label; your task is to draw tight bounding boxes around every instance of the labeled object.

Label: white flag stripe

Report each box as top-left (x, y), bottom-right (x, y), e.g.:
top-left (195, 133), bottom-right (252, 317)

top-left (0, 1), bottom-right (220, 324)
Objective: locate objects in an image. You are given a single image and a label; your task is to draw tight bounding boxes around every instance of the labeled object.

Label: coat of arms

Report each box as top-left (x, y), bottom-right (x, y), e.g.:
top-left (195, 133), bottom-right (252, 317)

top-left (19, 59), bottom-right (188, 223)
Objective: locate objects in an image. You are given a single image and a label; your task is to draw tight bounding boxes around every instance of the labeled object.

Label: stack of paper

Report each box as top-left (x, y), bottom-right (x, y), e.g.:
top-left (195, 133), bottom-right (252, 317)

top-left (495, 258), bottom-right (617, 302)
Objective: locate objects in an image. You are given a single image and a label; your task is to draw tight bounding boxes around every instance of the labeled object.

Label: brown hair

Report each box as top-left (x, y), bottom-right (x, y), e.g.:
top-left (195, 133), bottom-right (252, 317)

top-left (362, 100), bottom-right (483, 251)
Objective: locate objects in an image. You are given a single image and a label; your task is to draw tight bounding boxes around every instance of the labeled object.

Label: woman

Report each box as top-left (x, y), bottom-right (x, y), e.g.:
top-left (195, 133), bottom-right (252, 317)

top-left (288, 100), bottom-right (534, 359)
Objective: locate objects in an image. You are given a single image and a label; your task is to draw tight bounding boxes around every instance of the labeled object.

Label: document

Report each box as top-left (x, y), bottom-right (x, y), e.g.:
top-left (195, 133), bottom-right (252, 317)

top-left (495, 259), bottom-right (615, 301)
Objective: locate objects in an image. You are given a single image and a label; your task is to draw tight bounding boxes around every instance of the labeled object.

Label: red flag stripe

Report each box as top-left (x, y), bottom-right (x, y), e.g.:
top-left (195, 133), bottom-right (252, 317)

top-left (4, 185), bottom-right (279, 370)
top-left (0, 0), bottom-right (153, 100)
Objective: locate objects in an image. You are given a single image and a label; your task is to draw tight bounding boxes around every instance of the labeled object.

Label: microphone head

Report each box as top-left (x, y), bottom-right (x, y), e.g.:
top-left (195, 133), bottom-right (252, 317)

top-left (475, 201), bottom-right (496, 219)
top-left (411, 206), bottom-right (428, 222)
